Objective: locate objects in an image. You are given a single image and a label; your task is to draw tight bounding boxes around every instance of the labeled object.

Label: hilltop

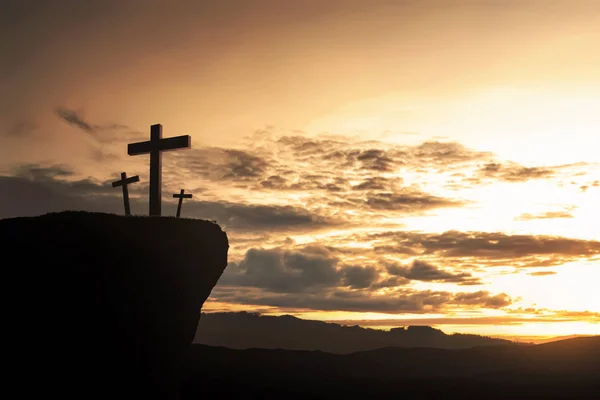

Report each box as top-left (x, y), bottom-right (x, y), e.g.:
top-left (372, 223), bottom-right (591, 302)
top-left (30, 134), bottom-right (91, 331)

top-left (195, 311), bottom-right (515, 353)
top-left (2, 211), bottom-right (229, 399)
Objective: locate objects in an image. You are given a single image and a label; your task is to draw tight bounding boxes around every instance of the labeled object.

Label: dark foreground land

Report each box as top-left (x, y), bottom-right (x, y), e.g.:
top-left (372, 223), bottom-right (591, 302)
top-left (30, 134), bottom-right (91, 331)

top-left (2, 212), bottom-right (229, 399)
top-left (182, 337), bottom-right (600, 399)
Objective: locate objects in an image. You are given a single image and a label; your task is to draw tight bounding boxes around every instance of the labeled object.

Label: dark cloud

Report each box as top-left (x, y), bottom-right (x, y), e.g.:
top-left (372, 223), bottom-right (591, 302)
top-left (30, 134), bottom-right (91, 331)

top-left (342, 266), bottom-right (380, 289)
top-left (55, 107), bottom-right (135, 143)
top-left (210, 285), bottom-right (513, 314)
top-left (11, 164), bottom-right (116, 197)
top-left (515, 211), bottom-right (574, 221)
top-left (56, 108), bottom-right (95, 132)
top-left (355, 149), bottom-right (395, 171)
top-left (352, 177), bottom-right (401, 191)
top-left (185, 201), bottom-right (337, 231)
top-left (478, 162), bottom-right (555, 182)
top-left (452, 291), bottom-right (512, 308)
top-left (276, 136), bottom-right (492, 175)
top-left (410, 141), bottom-right (492, 167)
top-left (387, 259), bottom-right (482, 285)
top-left (0, 165), bottom-right (124, 219)
top-left (0, 164), bottom-right (337, 232)
top-left (14, 164), bottom-right (74, 180)
top-left (222, 149), bottom-right (269, 179)
top-left (221, 246), bottom-right (340, 293)
top-left (367, 230), bottom-right (600, 266)
top-left (365, 191), bottom-right (465, 212)
top-left (260, 175), bottom-right (288, 189)
top-left (175, 147), bottom-right (269, 181)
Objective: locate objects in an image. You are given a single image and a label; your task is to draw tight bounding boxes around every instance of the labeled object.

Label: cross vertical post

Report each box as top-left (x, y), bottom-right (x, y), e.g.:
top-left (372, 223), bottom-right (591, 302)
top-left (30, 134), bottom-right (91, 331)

top-left (173, 189), bottom-right (193, 218)
top-left (149, 124), bottom-right (162, 217)
top-left (128, 124), bottom-right (191, 216)
top-left (111, 172), bottom-right (140, 216)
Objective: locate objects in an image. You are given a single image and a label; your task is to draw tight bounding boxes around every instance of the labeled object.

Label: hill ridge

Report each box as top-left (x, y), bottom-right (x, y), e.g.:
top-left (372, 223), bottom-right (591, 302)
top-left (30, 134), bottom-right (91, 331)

top-left (195, 311), bottom-right (515, 353)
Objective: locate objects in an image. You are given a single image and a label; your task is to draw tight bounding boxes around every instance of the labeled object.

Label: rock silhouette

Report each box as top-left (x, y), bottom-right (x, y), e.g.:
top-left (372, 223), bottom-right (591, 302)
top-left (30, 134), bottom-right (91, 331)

top-left (3, 211), bottom-right (228, 399)
top-left (195, 312), bottom-right (514, 353)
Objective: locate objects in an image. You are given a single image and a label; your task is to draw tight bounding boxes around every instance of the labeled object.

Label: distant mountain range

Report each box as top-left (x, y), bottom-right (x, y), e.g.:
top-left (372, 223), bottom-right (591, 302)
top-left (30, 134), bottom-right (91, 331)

top-left (195, 311), bottom-right (516, 353)
top-left (182, 337), bottom-right (600, 399)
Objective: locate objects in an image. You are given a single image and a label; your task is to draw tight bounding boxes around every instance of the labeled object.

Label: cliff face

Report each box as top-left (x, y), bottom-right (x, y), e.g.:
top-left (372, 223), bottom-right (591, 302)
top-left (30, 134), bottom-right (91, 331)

top-left (2, 212), bottom-right (229, 399)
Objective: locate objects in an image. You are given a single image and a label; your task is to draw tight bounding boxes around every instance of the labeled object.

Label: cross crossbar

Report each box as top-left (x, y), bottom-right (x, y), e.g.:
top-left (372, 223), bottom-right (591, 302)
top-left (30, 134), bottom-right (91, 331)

top-left (111, 174), bottom-right (140, 187)
top-left (128, 135), bottom-right (191, 155)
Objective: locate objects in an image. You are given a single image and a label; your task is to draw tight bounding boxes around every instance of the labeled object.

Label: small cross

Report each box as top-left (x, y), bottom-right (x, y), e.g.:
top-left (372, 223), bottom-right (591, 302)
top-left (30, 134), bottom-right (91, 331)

top-left (111, 172), bottom-right (140, 216)
top-left (127, 124), bottom-right (191, 216)
top-left (173, 189), bottom-right (192, 218)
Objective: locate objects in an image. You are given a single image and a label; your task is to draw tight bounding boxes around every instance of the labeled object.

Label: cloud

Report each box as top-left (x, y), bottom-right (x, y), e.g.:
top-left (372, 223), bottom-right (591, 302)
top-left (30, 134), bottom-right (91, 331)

top-left (527, 271), bottom-right (558, 276)
top-left (366, 230), bottom-right (600, 267)
top-left (213, 242), bottom-right (514, 314)
top-left (273, 136), bottom-right (492, 176)
top-left (365, 190), bottom-right (466, 212)
top-left (387, 259), bottom-right (482, 285)
top-left (352, 177), bottom-right (401, 191)
top-left (0, 165), bottom-right (123, 219)
top-left (10, 164), bottom-right (116, 197)
top-left (580, 180), bottom-right (599, 192)
top-left (452, 291), bottom-right (512, 308)
top-left (221, 246), bottom-right (340, 293)
top-left (173, 147), bottom-right (270, 181)
top-left (478, 162), bottom-right (555, 182)
top-left (55, 107), bottom-right (135, 143)
top-left (184, 201), bottom-right (338, 232)
top-left (342, 266), bottom-right (380, 289)
top-left (355, 149), bottom-right (395, 171)
top-left (210, 285), bottom-right (513, 314)
top-left (410, 141), bottom-right (493, 167)
top-left (515, 211), bottom-right (574, 221)
top-left (55, 108), bottom-right (95, 133)
top-left (330, 309), bottom-right (600, 327)
top-left (1, 164), bottom-right (340, 234)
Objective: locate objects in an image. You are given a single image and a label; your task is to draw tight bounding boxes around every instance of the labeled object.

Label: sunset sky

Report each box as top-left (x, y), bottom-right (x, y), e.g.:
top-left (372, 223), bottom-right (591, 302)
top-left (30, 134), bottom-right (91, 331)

top-left (1, 0), bottom-right (599, 340)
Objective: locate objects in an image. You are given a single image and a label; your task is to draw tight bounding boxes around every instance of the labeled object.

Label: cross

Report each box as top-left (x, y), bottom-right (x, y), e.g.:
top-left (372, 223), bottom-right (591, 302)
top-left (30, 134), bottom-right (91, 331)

top-left (173, 189), bottom-right (193, 218)
top-left (127, 124), bottom-right (191, 216)
top-left (111, 172), bottom-right (140, 216)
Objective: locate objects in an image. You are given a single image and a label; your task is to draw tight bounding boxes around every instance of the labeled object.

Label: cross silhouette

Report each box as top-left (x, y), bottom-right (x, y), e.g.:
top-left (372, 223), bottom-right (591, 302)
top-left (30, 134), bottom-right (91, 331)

top-left (173, 189), bottom-right (193, 218)
top-left (128, 124), bottom-right (191, 216)
top-left (111, 172), bottom-right (140, 216)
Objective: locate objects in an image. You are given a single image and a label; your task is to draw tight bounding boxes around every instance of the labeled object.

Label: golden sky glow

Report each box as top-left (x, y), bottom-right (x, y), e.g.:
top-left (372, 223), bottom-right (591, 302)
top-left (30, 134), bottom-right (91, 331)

top-left (1, 0), bottom-right (599, 340)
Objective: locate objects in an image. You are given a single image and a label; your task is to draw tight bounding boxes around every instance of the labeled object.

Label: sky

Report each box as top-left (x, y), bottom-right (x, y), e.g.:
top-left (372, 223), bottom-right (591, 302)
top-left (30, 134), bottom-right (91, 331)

top-left (1, 0), bottom-right (599, 340)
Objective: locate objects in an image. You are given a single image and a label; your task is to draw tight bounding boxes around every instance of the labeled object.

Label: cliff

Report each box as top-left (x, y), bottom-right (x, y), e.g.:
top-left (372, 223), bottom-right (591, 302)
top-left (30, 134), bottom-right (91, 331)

top-left (2, 211), bottom-right (229, 399)
top-left (195, 312), bottom-right (514, 353)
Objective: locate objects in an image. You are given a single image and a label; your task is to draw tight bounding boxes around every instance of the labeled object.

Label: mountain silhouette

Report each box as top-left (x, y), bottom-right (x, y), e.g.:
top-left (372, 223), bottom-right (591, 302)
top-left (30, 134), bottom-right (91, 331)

top-left (195, 311), bottom-right (514, 353)
top-left (2, 211), bottom-right (229, 399)
top-left (183, 337), bottom-right (600, 399)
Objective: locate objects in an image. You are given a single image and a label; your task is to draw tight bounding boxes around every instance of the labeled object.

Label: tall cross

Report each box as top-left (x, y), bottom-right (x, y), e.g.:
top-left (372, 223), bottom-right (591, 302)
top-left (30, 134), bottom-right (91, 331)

top-left (127, 124), bottom-right (191, 216)
top-left (111, 172), bottom-right (140, 216)
top-left (173, 189), bottom-right (193, 218)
